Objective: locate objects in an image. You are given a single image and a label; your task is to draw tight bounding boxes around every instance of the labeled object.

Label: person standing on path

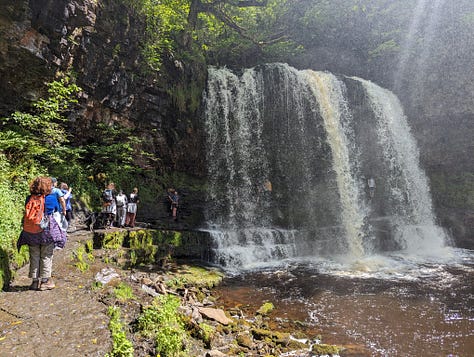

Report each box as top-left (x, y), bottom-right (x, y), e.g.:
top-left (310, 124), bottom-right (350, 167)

top-left (51, 177), bottom-right (66, 216)
top-left (167, 188), bottom-right (179, 221)
top-left (125, 187), bottom-right (139, 228)
top-left (102, 182), bottom-right (117, 228)
top-left (115, 190), bottom-right (128, 228)
top-left (17, 176), bottom-right (66, 291)
top-left (60, 182), bottom-right (74, 227)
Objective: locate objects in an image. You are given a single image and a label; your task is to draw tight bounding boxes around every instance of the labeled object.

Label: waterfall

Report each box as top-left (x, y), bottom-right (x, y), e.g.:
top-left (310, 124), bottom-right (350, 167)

top-left (203, 64), bottom-right (446, 269)
top-left (304, 71), bottom-right (367, 258)
top-left (204, 67), bottom-right (268, 227)
top-left (355, 77), bottom-right (447, 254)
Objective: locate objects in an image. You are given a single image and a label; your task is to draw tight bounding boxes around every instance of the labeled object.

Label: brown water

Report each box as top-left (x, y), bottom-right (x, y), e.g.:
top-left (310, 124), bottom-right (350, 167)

top-left (215, 260), bottom-right (474, 356)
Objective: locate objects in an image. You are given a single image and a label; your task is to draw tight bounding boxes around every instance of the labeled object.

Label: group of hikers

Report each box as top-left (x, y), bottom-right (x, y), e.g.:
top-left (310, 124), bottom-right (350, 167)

top-left (17, 175), bottom-right (183, 291)
top-left (101, 182), bottom-right (140, 229)
top-left (100, 183), bottom-right (181, 228)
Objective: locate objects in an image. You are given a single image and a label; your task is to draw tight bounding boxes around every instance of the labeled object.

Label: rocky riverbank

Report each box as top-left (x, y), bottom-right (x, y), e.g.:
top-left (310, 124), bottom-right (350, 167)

top-left (0, 228), bottom-right (354, 356)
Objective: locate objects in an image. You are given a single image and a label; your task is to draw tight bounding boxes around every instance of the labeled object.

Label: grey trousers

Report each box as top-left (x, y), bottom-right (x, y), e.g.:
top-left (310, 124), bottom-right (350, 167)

top-left (28, 243), bottom-right (54, 279)
top-left (116, 206), bottom-right (127, 227)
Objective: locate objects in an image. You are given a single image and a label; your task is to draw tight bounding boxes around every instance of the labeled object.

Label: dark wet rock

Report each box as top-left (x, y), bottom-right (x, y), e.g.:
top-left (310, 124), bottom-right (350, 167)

top-left (236, 332), bottom-right (254, 349)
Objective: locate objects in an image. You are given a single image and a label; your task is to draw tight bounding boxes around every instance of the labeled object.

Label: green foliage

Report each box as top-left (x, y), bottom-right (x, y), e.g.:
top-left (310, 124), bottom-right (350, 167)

top-left (125, 0), bottom-right (189, 71)
top-left (85, 239), bottom-right (94, 253)
top-left (197, 0), bottom-right (300, 65)
top-left (91, 281), bottom-right (103, 290)
top-left (0, 154), bottom-right (33, 289)
top-left (165, 276), bottom-right (188, 290)
top-left (105, 306), bottom-right (135, 357)
top-left (113, 282), bottom-right (136, 302)
top-left (197, 322), bottom-right (215, 348)
top-left (122, 0), bottom-right (298, 71)
top-left (73, 122), bottom-right (150, 210)
top-left (72, 245), bottom-right (95, 272)
top-left (0, 75), bottom-right (80, 168)
top-left (0, 248), bottom-right (11, 291)
top-left (82, 122), bottom-right (140, 175)
top-left (0, 76), bottom-right (84, 268)
top-left (137, 294), bottom-right (187, 356)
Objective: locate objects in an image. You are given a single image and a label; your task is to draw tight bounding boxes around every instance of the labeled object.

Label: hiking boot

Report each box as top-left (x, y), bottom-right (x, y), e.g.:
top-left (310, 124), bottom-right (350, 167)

top-left (29, 280), bottom-right (40, 291)
top-left (39, 279), bottom-right (55, 291)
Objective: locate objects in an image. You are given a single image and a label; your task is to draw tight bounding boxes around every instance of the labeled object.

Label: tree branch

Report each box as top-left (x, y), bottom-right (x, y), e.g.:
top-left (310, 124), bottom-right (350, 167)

top-left (187, 0), bottom-right (283, 47)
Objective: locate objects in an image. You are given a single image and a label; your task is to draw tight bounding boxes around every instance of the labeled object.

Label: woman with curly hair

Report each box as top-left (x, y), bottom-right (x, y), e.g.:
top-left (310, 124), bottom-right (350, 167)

top-left (17, 176), bottom-right (67, 291)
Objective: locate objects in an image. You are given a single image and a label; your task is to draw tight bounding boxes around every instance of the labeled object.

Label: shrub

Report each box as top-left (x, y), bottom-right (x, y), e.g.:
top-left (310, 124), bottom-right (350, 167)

top-left (105, 306), bottom-right (134, 357)
top-left (137, 294), bottom-right (187, 356)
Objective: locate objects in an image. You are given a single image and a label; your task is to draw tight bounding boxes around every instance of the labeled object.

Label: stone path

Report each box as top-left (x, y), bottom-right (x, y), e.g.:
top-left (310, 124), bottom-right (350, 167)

top-left (0, 230), bottom-right (111, 357)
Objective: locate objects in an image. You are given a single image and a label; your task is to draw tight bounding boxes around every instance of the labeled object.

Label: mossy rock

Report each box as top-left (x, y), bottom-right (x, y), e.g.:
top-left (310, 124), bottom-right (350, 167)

top-left (198, 322), bottom-right (216, 348)
top-left (172, 230), bottom-right (214, 260)
top-left (93, 230), bottom-right (128, 249)
top-left (256, 302), bottom-right (275, 316)
top-left (129, 244), bottom-right (159, 266)
top-left (311, 343), bottom-right (340, 356)
top-left (175, 265), bottom-right (223, 289)
top-left (251, 328), bottom-right (290, 346)
top-left (128, 229), bottom-right (183, 248)
top-left (236, 332), bottom-right (253, 348)
top-left (286, 338), bottom-right (309, 350)
top-left (127, 230), bottom-right (184, 266)
top-left (93, 228), bottom-right (214, 266)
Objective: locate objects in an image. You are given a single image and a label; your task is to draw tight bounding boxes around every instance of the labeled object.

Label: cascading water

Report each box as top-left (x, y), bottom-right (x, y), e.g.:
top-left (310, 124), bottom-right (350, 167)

top-left (304, 71), bottom-right (368, 259)
top-left (355, 77), bottom-right (447, 256)
top-left (203, 63), bottom-right (447, 269)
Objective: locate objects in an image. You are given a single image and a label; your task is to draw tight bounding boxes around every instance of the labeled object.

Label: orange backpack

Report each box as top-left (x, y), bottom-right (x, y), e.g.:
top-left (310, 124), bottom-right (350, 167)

top-left (23, 194), bottom-right (46, 233)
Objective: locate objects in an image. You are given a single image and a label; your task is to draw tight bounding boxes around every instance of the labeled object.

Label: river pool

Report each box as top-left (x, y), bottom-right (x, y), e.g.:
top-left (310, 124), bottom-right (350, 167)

top-left (214, 249), bottom-right (474, 356)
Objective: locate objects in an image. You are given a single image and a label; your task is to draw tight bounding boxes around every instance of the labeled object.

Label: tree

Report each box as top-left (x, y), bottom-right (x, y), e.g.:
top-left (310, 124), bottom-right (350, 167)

top-left (128, 0), bottom-right (297, 70)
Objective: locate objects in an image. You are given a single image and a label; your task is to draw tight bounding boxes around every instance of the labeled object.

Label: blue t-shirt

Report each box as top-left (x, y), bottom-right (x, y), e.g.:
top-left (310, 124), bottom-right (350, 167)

top-left (45, 193), bottom-right (61, 215)
top-left (52, 187), bottom-right (64, 200)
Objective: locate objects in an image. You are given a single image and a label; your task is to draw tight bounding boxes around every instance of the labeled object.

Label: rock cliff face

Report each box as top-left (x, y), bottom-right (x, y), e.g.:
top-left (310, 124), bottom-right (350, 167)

top-left (0, 0), bottom-right (207, 176)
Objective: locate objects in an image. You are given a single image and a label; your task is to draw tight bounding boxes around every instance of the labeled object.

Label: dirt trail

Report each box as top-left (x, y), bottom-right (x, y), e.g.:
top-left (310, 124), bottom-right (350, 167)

top-left (0, 230), bottom-right (111, 357)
